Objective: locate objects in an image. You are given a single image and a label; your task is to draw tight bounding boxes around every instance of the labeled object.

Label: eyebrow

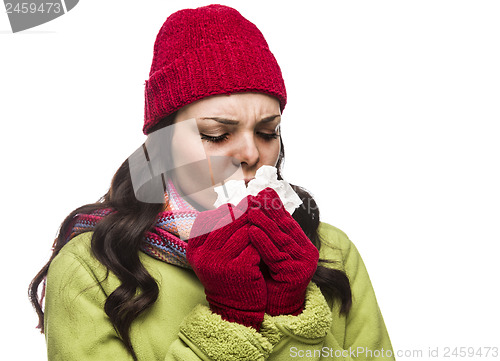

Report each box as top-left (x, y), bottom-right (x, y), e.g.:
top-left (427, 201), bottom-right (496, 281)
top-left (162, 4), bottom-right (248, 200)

top-left (199, 115), bottom-right (281, 125)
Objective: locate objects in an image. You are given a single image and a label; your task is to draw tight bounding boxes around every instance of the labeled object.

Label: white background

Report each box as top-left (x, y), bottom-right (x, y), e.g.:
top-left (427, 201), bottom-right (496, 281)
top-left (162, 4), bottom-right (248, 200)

top-left (1, 1), bottom-right (499, 360)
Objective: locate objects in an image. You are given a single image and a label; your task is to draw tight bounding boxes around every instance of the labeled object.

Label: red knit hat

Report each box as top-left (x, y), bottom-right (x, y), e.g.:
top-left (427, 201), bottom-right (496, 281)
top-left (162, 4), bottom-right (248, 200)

top-left (143, 4), bottom-right (287, 134)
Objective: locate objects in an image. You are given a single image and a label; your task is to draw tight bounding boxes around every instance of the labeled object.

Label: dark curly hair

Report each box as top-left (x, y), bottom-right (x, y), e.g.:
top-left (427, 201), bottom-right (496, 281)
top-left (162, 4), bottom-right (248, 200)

top-left (29, 114), bottom-right (352, 360)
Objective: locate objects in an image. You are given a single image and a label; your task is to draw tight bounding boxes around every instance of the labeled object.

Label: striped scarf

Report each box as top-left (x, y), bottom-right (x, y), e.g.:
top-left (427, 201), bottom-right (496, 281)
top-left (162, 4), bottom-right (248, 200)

top-left (36, 179), bottom-right (199, 325)
top-left (65, 178), bottom-right (199, 269)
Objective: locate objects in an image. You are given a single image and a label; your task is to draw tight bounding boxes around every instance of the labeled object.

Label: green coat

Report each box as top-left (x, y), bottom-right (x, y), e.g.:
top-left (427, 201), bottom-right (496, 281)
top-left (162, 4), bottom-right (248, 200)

top-left (44, 222), bottom-right (395, 360)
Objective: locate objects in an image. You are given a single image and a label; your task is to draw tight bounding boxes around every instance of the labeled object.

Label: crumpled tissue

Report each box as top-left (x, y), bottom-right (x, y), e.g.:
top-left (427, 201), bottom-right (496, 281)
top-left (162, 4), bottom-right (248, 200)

top-left (213, 165), bottom-right (303, 215)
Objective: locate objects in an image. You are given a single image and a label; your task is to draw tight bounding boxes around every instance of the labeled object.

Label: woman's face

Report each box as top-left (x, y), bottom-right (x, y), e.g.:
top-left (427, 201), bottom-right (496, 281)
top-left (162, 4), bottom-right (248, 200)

top-left (170, 92), bottom-right (281, 210)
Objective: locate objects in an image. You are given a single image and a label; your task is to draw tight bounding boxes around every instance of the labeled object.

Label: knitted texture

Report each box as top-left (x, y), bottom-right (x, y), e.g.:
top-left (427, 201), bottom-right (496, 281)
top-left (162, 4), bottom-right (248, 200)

top-left (248, 188), bottom-right (319, 316)
top-left (143, 4), bottom-right (287, 134)
top-left (260, 282), bottom-right (333, 349)
top-left (65, 178), bottom-right (198, 269)
top-left (187, 197), bottom-right (266, 330)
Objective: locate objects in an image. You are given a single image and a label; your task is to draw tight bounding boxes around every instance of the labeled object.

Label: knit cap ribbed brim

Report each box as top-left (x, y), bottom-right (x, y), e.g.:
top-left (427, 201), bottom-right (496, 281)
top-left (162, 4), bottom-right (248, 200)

top-left (143, 4), bottom-right (287, 135)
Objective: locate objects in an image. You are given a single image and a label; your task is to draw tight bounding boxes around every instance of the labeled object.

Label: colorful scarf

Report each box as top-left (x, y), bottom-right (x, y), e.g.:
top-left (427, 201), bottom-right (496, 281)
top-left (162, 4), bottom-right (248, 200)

top-left (36, 179), bottom-right (199, 324)
top-left (65, 178), bottom-right (199, 269)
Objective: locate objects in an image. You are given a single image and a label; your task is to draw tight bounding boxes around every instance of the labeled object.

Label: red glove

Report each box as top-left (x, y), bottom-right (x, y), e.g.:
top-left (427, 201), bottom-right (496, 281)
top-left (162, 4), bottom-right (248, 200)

top-left (248, 188), bottom-right (319, 316)
top-left (187, 198), bottom-right (266, 330)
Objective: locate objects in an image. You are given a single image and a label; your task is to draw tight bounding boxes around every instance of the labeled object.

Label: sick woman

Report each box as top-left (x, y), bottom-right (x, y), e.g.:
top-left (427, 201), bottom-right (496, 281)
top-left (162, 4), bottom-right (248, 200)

top-left (29, 4), bottom-right (395, 360)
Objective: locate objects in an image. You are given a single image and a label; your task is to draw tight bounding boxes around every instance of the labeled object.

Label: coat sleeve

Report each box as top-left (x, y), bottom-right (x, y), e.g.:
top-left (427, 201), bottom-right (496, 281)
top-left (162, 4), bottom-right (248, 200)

top-left (45, 250), bottom-right (140, 360)
top-left (317, 223), bottom-right (396, 361)
top-left (44, 244), bottom-right (273, 361)
top-left (44, 225), bottom-right (395, 361)
top-left (177, 223), bottom-right (396, 361)
top-left (258, 282), bottom-right (334, 359)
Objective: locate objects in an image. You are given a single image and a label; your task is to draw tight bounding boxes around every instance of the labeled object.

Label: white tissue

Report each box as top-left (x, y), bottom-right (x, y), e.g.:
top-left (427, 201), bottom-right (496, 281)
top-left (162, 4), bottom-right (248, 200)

top-left (213, 165), bottom-right (303, 214)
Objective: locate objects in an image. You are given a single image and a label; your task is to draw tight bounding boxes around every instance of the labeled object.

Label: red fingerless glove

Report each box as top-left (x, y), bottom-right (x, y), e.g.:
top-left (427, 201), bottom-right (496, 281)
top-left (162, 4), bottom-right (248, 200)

top-left (248, 188), bottom-right (319, 316)
top-left (187, 198), bottom-right (266, 330)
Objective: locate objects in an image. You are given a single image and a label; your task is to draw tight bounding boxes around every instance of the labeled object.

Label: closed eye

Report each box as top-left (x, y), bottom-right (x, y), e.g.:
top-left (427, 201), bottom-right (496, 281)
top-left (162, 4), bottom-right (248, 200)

top-left (258, 132), bottom-right (280, 141)
top-left (200, 133), bottom-right (229, 143)
top-left (200, 132), bottom-right (279, 144)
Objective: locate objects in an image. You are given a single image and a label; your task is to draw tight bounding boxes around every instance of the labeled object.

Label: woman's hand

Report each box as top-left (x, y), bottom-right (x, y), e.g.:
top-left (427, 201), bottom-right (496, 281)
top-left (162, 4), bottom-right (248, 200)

top-left (248, 188), bottom-right (319, 316)
top-left (187, 198), bottom-right (266, 330)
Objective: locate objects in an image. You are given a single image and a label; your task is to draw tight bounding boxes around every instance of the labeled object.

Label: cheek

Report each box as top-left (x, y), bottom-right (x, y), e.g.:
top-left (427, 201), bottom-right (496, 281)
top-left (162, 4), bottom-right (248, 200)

top-left (170, 131), bottom-right (207, 193)
top-left (262, 140), bottom-right (281, 166)
top-left (172, 138), bottom-right (201, 165)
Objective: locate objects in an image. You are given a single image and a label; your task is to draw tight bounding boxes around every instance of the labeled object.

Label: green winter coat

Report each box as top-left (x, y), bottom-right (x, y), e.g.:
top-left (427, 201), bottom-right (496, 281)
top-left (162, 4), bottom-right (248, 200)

top-left (44, 222), bottom-right (395, 360)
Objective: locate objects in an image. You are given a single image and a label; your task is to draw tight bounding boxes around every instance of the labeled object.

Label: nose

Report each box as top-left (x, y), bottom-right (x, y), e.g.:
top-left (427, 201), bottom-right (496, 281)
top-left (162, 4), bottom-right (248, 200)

top-left (233, 132), bottom-right (260, 167)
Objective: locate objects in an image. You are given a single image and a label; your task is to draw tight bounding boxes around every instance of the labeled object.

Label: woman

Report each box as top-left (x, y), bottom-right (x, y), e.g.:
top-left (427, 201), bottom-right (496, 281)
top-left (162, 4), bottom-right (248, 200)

top-left (29, 4), bottom-right (395, 360)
